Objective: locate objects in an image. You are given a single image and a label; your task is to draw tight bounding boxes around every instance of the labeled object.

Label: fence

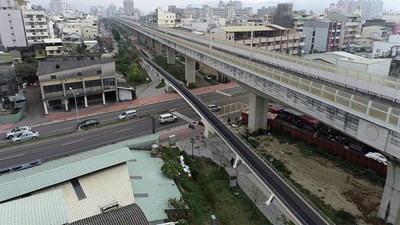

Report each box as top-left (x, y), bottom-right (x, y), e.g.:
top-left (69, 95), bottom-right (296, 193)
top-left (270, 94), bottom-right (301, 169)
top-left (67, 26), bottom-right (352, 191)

top-left (0, 101), bottom-right (28, 124)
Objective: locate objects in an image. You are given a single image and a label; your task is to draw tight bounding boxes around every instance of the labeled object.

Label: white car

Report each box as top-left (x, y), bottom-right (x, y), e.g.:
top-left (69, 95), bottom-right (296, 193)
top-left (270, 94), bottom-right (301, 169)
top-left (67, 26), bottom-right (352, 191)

top-left (6, 126), bottom-right (31, 139)
top-left (365, 152), bottom-right (387, 165)
top-left (11, 131), bottom-right (39, 143)
top-left (207, 104), bottom-right (221, 112)
top-left (118, 109), bottom-right (137, 120)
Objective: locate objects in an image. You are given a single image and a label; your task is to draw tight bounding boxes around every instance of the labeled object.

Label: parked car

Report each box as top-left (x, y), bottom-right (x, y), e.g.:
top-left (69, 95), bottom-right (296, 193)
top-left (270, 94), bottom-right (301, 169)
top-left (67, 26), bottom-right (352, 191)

top-left (11, 130), bottom-right (39, 143)
top-left (204, 75), bottom-right (212, 80)
top-left (118, 109), bottom-right (137, 120)
top-left (207, 104), bottom-right (221, 112)
top-left (77, 119), bottom-right (99, 129)
top-left (6, 126), bottom-right (31, 139)
top-left (365, 152), bottom-right (387, 165)
top-left (158, 113), bottom-right (178, 124)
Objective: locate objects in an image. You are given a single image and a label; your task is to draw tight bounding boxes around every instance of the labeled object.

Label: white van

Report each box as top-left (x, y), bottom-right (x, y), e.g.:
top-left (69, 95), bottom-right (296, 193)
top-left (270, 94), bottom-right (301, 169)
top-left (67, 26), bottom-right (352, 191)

top-left (158, 113), bottom-right (178, 124)
top-left (118, 109), bottom-right (138, 120)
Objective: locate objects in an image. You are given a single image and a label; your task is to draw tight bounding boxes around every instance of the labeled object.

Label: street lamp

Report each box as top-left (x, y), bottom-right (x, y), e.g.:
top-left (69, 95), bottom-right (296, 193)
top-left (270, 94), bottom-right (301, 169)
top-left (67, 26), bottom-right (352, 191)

top-left (209, 31), bottom-right (215, 50)
top-left (190, 137), bottom-right (195, 160)
top-left (69, 87), bottom-right (79, 123)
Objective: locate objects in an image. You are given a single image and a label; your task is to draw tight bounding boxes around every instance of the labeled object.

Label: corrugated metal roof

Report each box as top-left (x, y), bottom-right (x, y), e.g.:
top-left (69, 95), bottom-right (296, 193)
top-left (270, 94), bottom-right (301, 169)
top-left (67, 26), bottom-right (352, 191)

top-left (128, 151), bottom-right (182, 222)
top-left (0, 146), bottom-right (135, 203)
top-left (69, 203), bottom-right (148, 225)
top-left (0, 189), bottom-right (68, 225)
top-left (218, 26), bottom-right (273, 32)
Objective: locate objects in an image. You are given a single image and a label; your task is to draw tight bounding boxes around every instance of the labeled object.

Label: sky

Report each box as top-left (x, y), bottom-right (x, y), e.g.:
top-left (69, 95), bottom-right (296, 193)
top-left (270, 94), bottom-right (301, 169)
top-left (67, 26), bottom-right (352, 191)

top-left (29, 0), bottom-right (400, 14)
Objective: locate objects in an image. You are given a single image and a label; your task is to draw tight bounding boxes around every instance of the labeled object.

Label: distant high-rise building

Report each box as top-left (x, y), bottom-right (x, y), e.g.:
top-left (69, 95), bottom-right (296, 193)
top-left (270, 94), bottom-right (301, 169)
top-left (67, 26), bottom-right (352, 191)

top-left (123, 0), bottom-right (134, 16)
top-left (108, 3), bottom-right (117, 16)
top-left (273, 3), bottom-right (293, 29)
top-left (49, 0), bottom-right (66, 14)
top-left (336, 0), bottom-right (383, 19)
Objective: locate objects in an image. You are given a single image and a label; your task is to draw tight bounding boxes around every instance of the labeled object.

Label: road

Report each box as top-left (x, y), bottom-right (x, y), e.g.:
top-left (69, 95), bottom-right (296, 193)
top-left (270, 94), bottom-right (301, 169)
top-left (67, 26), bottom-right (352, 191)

top-left (0, 89), bottom-right (247, 169)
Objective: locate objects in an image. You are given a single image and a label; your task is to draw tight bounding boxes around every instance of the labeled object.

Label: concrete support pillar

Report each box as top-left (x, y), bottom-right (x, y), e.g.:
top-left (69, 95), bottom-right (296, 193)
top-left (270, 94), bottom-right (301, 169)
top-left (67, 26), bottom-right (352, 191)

top-left (166, 47), bottom-right (175, 64)
top-left (233, 154), bottom-right (240, 168)
top-left (140, 34), bottom-right (146, 46)
top-left (248, 92), bottom-right (268, 131)
top-left (203, 119), bottom-right (215, 138)
top-left (155, 42), bottom-right (162, 56)
top-left (102, 93), bottom-right (106, 105)
top-left (185, 57), bottom-right (196, 84)
top-left (84, 96), bottom-right (88, 108)
top-left (115, 90), bottom-right (119, 102)
top-left (378, 160), bottom-right (400, 224)
top-left (64, 99), bottom-right (69, 112)
top-left (43, 101), bottom-right (48, 115)
top-left (146, 37), bottom-right (153, 48)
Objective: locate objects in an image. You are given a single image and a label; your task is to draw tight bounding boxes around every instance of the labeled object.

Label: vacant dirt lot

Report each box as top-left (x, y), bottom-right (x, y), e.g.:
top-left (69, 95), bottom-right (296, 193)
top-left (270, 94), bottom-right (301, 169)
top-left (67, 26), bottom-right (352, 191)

top-left (256, 136), bottom-right (384, 224)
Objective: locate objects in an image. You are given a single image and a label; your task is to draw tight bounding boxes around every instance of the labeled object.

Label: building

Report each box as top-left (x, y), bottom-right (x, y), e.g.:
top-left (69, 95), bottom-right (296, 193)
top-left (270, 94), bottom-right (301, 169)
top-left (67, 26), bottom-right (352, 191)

top-left (81, 24), bottom-right (98, 40)
top-left (43, 38), bottom-right (64, 56)
top-left (49, 0), bottom-right (66, 14)
top-left (372, 35), bottom-right (400, 58)
top-left (0, 135), bottom-right (182, 225)
top-left (303, 19), bottom-right (342, 53)
top-left (152, 8), bottom-right (175, 27)
top-left (362, 25), bottom-right (387, 39)
top-left (326, 12), bottom-right (362, 51)
top-left (272, 3), bottom-right (293, 29)
top-left (0, 64), bottom-right (19, 101)
top-left (214, 25), bottom-right (304, 55)
top-left (37, 55), bottom-right (118, 114)
top-left (0, 0), bottom-right (27, 49)
top-left (123, 0), bottom-right (134, 16)
top-left (108, 3), bottom-right (117, 16)
top-left (22, 9), bottom-right (50, 45)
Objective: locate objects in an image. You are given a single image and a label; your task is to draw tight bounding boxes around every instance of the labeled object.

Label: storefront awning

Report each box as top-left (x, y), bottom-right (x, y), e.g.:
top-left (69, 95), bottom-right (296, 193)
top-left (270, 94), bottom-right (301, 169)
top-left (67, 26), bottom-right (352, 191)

top-left (268, 112), bottom-right (278, 120)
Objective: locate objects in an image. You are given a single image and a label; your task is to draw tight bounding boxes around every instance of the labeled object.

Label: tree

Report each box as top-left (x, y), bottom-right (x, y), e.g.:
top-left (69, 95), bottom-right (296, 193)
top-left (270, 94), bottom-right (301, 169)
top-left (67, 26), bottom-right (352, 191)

top-left (14, 56), bottom-right (38, 84)
top-left (161, 160), bottom-right (182, 179)
top-left (177, 219), bottom-right (189, 225)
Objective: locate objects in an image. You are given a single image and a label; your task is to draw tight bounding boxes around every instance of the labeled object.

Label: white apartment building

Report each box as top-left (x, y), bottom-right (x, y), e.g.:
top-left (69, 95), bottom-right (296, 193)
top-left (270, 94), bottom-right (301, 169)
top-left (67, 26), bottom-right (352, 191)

top-left (62, 22), bottom-right (82, 37)
top-left (43, 38), bottom-right (64, 56)
top-left (153, 8), bottom-right (175, 27)
top-left (49, 0), bottom-right (66, 14)
top-left (0, 10), bottom-right (27, 48)
top-left (81, 25), bottom-right (98, 40)
top-left (372, 35), bottom-right (400, 57)
top-left (22, 10), bottom-right (50, 45)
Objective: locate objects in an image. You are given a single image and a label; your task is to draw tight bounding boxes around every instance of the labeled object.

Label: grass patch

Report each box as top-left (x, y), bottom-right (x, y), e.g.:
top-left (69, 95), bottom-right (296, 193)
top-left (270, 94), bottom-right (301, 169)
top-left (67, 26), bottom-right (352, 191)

top-left (153, 56), bottom-right (186, 82)
top-left (161, 147), bottom-right (272, 225)
top-left (155, 80), bottom-right (166, 89)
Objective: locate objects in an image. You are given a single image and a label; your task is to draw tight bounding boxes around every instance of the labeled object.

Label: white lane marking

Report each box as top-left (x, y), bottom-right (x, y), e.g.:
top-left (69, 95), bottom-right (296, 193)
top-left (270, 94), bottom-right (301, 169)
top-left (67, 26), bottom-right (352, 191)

top-left (0, 153), bottom-right (25, 161)
top-left (54, 127), bottom-right (74, 132)
top-left (113, 127), bottom-right (133, 133)
top-left (61, 139), bottom-right (85, 146)
top-left (215, 90), bottom-right (232, 97)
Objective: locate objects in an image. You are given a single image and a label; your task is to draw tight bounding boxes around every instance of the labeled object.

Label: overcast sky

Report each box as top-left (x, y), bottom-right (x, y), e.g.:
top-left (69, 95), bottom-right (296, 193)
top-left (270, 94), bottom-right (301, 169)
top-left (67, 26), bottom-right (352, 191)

top-left (30, 0), bottom-right (400, 14)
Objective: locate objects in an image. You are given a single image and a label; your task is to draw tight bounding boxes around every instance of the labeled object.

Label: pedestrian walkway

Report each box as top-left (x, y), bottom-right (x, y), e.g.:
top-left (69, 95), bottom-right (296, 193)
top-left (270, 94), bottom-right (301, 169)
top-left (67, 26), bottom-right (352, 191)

top-left (0, 82), bottom-right (239, 133)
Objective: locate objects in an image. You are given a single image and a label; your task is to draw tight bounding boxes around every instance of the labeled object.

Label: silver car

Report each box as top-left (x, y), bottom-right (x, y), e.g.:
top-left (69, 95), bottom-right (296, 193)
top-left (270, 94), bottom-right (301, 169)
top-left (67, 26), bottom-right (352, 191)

top-left (6, 126), bottom-right (31, 139)
top-left (11, 131), bottom-right (39, 143)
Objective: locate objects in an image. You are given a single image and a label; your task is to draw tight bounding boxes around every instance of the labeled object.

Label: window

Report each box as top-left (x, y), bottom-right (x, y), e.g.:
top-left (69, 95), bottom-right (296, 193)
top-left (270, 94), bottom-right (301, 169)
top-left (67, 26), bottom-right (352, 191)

top-left (68, 82), bottom-right (83, 89)
top-left (70, 178), bottom-right (86, 200)
top-left (55, 64), bottom-right (60, 69)
top-left (43, 84), bottom-right (62, 93)
top-left (85, 79), bottom-right (101, 87)
top-left (97, 70), bottom-right (101, 74)
top-left (50, 75), bottom-right (56, 79)
top-left (103, 78), bottom-right (115, 86)
top-left (77, 72), bottom-right (82, 76)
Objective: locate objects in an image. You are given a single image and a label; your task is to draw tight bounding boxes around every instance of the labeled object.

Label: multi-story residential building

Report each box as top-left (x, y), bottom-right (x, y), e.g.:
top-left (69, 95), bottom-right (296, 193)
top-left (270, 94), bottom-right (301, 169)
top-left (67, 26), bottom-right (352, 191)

top-left (303, 19), bottom-right (342, 53)
top-left (256, 6), bottom-right (275, 20)
top-left (151, 8), bottom-right (175, 27)
top-left (168, 5), bottom-right (187, 16)
top-left (22, 9), bottom-right (50, 45)
top-left (273, 3), bottom-right (293, 29)
top-left (108, 4), bottom-right (117, 16)
top-left (81, 24), bottom-right (98, 40)
top-left (332, 0), bottom-right (383, 19)
top-left (123, 0), bottom-right (134, 16)
top-left (49, 0), bottom-right (66, 14)
top-left (372, 35), bottom-right (400, 57)
top-left (0, 0), bottom-right (27, 48)
top-left (326, 12), bottom-right (362, 51)
top-left (62, 22), bottom-right (82, 37)
top-left (37, 55), bottom-right (118, 114)
top-left (362, 25), bottom-right (388, 39)
top-left (214, 25), bottom-right (304, 55)
top-left (43, 38), bottom-right (64, 56)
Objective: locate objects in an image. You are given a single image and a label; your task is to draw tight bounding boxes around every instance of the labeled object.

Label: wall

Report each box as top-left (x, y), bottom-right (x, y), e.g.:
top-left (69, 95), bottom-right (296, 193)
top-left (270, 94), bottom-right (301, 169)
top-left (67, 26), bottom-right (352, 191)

top-left (0, 101), bottom-right (28, 124)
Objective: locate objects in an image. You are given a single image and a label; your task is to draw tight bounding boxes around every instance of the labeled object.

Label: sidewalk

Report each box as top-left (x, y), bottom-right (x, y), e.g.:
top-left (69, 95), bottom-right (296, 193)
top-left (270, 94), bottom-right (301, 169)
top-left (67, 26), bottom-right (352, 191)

top-left (0, 82), bottom-right (239, 132)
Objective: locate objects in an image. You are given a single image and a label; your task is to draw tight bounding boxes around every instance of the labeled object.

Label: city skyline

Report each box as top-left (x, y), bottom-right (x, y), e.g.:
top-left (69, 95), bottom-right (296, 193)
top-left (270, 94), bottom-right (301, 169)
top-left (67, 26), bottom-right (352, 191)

top-left (29, 0), bottom-right (399, 14)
